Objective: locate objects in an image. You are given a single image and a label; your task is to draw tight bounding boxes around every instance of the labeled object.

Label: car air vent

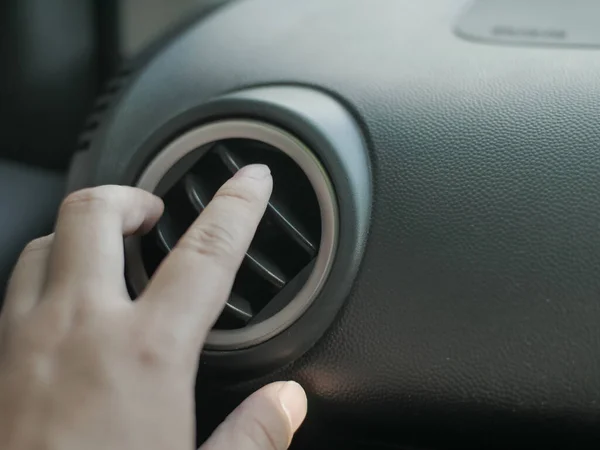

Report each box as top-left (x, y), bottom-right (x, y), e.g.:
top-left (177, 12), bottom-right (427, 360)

top-left (141, 139), bottom-right (321, 329)
top-left (126, 119), bottom-right (338, 350)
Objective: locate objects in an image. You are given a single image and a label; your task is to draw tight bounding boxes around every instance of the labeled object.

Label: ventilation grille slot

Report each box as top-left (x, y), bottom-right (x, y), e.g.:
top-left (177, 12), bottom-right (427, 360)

top-left (140, 139), bottom-right (322, 330)
top-left (76, 64), bottom-right (134, 153)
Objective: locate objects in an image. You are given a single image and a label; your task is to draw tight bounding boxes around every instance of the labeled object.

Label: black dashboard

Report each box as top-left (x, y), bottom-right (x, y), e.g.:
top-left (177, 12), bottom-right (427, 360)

top-left (5, 1), bottom-right (600, 448)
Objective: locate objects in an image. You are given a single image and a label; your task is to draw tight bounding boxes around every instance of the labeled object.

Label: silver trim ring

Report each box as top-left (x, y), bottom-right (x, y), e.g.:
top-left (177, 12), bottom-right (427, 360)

top-left (125, 120), bottom-right (338, 350)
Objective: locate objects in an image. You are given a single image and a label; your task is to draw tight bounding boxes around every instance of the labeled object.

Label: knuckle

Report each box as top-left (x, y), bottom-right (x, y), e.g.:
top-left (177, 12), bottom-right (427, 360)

top-left (131, 324), bottom-right (177, 370)
top-left (12, 303), bottom-right (70, 351)
top-left (70, 299), bottom-right (99, 327)
top-left (21, 235), bottom-right (53, 256)
top-left (134, 338), bottom-right (171, 369)
top-left (60, 186), bottom-right (119, 213)
top-left (214, 181), bottom-right (262, 207)
top-left (179, 221), bottom-right (239, 262)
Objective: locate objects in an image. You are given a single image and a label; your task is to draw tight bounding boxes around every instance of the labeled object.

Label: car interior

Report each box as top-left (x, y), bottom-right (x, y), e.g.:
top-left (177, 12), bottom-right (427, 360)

top-left (2, 0), bottom-right (600, 448)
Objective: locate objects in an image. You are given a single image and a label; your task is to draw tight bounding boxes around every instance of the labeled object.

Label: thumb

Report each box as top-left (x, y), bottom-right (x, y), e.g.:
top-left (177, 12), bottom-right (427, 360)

top-left (200, 381), bottom-right (307, 450)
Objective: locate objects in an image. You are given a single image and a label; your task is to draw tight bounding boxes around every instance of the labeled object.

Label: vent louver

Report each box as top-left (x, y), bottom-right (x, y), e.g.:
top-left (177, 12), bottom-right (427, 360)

top-left (139, 139), bottom-right (323, 330)
top-left (125, 119), bottom-right (338, 350)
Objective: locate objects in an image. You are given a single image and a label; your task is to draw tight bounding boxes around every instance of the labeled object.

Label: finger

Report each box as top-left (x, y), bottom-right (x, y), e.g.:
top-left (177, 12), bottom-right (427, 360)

top-left (201, 381), bottom-right (307, 450)
top-left (2, 234), bottom-right (53, 323)
top-left (47, 186), bottom-right (163, 299)
top-left (139, 164), bottom-right (272, 344)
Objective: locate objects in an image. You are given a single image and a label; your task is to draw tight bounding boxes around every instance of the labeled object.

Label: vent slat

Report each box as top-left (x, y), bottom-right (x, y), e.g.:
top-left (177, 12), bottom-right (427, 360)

top-left (155, 213), bottom-right (180, 252)
top-left (183, 174), bottom-right (288, 289)
top-left (226, 293), bottom-right (254, 322)
top-left (214, 144), bottom-right (317, 256)
top-left (155, 217), bottom-right (254, 323)
top-left (249, 260), bottom-right (315, 326)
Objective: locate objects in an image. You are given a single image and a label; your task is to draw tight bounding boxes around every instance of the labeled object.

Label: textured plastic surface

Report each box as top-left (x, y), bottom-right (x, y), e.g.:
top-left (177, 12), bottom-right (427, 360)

top-left (73, 0), bottom-right (600, 447)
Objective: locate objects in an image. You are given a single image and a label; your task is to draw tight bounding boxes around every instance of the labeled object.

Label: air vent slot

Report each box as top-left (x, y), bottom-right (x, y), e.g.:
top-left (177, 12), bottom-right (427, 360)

top-left (75, 64), bottom-right (134, 153)
top-left (139, 138), bottom-right (322, 330)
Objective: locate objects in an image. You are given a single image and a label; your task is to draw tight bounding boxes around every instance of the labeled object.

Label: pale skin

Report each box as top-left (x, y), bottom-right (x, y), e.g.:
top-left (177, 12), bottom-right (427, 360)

top-left (0, 164), bottom-right (307, 450)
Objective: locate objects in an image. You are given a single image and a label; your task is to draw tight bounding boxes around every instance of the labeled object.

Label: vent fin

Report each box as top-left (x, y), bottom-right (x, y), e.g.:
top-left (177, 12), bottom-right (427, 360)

top-left (226, 293), bottom-right (254, 323)
top-left (155, 212), bottom-right (180, 253)
top-left (248, 260), bottom-right (315, 326)
top-left (214, 144), bottom-right (318, 256)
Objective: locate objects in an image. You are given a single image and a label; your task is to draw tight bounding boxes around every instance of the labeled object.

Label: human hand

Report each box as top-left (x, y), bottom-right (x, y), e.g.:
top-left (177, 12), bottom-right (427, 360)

top-left (0, 164), bottom-right (307, 450)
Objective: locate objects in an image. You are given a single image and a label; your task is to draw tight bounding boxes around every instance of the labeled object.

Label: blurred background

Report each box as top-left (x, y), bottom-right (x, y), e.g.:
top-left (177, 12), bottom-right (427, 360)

top-left (1, 0), bottom-right (229, 171)
top-left (0, 0), bottom-right (229, 295)
top-left (122, 0), bottom-right (215, 57)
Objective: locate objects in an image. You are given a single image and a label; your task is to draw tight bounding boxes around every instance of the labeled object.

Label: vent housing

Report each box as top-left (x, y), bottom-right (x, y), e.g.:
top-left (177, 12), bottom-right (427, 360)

top-left (126, 120), bottom-right (338, 350)
top-left (143, 140), bottom-right (320, 328)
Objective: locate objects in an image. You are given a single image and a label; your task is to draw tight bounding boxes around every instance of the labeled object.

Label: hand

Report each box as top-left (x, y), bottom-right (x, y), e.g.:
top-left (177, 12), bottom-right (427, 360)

top-left (0, 164), bottom-right (307, 450)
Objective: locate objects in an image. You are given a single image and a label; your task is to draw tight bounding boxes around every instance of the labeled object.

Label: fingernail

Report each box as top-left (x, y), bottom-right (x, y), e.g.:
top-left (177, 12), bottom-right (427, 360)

top-left (234, 164), bottom-right (271, 180)
top-left (278, 381), bottom-right (307, 432)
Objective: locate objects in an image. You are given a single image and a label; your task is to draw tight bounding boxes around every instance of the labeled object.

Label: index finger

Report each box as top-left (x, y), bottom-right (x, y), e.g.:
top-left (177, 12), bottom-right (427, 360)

top-left (138, 164), bottom-right (272, 346)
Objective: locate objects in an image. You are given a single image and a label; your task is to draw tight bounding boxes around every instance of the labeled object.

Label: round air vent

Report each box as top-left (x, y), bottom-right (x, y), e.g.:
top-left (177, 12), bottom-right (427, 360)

top-left (73, 84), bottom-right (372, 372)
top-left (125, 119), bottom-right (338, 350)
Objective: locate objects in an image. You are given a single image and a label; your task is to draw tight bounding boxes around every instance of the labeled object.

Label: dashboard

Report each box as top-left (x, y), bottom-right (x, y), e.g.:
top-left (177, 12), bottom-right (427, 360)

top-left (5, 0), bottom-right (600, 448)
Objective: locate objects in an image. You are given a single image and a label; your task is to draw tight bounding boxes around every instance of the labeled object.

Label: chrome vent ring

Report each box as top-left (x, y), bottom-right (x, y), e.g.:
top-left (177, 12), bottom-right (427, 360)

top-left (125, 120), bottom-right (338, 350)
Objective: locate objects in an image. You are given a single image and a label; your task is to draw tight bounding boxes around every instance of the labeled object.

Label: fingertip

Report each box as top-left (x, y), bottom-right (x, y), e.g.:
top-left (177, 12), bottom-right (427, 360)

top-left (231, 164), bottom-right (273, 201)
top-left (201, 381), bottom-right (307, 450)
top-left (140, 188), bottom-right (164, 214)
top-left (137, 190), bottom-right (165, 234)
top-left (233, 164), bottom-right (271, 180)
top-left (277, 381), bottom-right (308, 432)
